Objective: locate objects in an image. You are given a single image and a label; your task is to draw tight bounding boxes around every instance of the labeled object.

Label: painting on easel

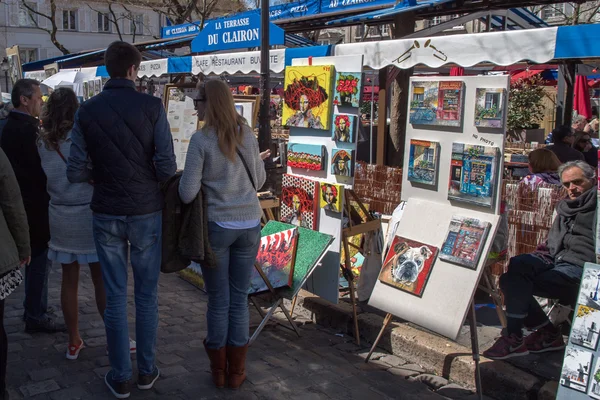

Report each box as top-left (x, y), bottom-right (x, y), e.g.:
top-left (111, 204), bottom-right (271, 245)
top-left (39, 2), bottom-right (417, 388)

top-left (439, 216), bottom-right (490, 270)
top-left (378, 236), bottom-right (438, 298)
top-left (249, 228), bottom-right (299, 295)
top-left (281, 174), bottom-right (319, 230)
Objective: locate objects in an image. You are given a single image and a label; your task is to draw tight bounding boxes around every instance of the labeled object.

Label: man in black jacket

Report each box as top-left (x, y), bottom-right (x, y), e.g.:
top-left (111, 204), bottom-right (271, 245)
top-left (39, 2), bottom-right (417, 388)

top-left (0, 79), bottom-right (64, 333)
top-left (484, 160), bottom-right (597, 360)
top-left (67, 42), bottom-right (176, 399)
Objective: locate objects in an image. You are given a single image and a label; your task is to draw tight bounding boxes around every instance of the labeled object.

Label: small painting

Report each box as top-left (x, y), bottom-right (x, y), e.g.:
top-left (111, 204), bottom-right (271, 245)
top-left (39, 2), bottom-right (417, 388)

top-left (578, 264), bottom-right (600, 311)
top-left (572, 305), bottom-right (600, 351)
top-left (281, 174), bottom-right (319, 230)
top-left (588, 357), bottom-right (600, 399)
top-left (560, 347), bottom-right (593, 393)
top-left (448, 143), bottom-right (499, 208)
top-left (409, 80), bottom-right (464, 127)
top-left (320, 183), bottom-right (343, 213)
top-left (249, 228), bottom-right (298, 295)
top-left (378, 236), bottom-right (438, 298)
top-left (282, 65), bottom-right (334, 130)
top-left (407, 139), bottom-right (440, 186)
top-left (331, 114), bottom-right (357, 143)
top-left (333, 72), bottom-right (362, 108)
top-left (331, 149), bottom-right (354, 177)
top-left (474, 88), bottom-right (506, 128)
top-left (287, 143), bottom-right (326, 171)
top-left (439, 216), bottom-right (491, 270)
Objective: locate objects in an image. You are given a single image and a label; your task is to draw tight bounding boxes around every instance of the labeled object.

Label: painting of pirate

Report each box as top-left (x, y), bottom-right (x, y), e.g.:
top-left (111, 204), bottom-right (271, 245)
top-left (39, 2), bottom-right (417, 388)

top-left (282, 186), bottom-right (312, 229)
top-left (333, 114), bottom-right (351, 142)
top-left (284, 76), bottom-right (328, 129)
top-left (332, 150), bottom-right (352, 177)
top-left (321, 184), bottom-right (339, 212)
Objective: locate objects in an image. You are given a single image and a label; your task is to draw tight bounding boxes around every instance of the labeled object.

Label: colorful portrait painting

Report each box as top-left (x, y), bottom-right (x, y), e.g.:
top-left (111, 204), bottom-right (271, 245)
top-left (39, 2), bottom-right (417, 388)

top-left (439, 216), bottom-right (490, 270)
top-left (448, 143), bottom-right (499, 208)
top-left (282, 65), bottom-right (334, 130)
top-left (320, 183), bottom-right (343, 213)
top-left (560, 347), bottom-right (593, 393)
top-left (331, 114), bottom-right (357, 143)
top-left (331, 149), bottom-right (354, 177)
top-left (281, 174), bottom-right (319, 230)
top-left (287, 143), bottom-right (326, 171)
top-left (409, 81), bottom-right (464, 127)
top-left (249, 228), bottom-right (298, 295)
top-left (407, 139), bottom-right (440, 186)
top-left (474, 88), bottom-right (506, 128)
top-left (378, 236), bottom-right (438, 298)
top-left (333, 72), bottom-right (362, 108)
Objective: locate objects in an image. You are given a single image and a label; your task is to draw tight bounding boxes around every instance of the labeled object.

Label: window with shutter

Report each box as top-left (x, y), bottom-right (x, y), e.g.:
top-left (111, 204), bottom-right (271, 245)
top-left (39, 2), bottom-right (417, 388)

top-left (19, 48), bottom-right (38, 63)
top-left (62, 10), bottom-right (77, 31)
top-left (97, 12), bottom-right (111, 33)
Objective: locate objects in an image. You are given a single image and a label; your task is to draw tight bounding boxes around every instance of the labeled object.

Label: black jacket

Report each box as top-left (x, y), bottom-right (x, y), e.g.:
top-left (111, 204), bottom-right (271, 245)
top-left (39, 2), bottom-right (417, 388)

top-left (546, 143), bottom-right (585, 164)
top-left (0, 112), bottom-right (49, 252)
top-left (75, 79), bottom-right (176, 215)
top-left (161, 174), bottom-right (215, 273)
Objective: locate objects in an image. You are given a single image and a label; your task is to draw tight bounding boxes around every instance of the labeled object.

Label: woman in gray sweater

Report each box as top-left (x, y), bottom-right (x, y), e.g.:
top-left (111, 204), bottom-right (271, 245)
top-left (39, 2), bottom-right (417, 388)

top-left (179, 79), bottom-right (268, 390)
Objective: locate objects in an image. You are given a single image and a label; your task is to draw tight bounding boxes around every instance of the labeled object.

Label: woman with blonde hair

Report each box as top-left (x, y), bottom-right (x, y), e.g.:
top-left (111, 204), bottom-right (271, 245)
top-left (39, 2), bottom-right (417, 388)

top-left (179, 79), bottom-right (269, 389)
top-left (521, 148), bottom-right (562, 187)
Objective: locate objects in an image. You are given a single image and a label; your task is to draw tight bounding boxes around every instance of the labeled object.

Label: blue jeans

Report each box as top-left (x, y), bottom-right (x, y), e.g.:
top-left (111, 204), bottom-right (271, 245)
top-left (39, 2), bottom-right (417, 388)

top-left (500, 253), bottom-right (581, 329)
top-left (24, 247), bottom-right (51, 323)
top-left (201, 222), bottom-right (260, 349)
top-left (93, 211), bottom-right (162, 382)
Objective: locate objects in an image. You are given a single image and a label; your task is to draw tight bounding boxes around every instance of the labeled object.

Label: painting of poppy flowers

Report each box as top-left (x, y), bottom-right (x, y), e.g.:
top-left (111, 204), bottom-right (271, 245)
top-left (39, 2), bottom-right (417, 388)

top-left (334, 72), bottom-right (362, 108)
top-left (287, 143), bottom-right (326, 171)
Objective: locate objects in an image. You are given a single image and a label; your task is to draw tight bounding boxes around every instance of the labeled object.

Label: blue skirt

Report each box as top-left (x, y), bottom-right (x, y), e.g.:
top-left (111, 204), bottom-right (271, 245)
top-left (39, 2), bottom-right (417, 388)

top-left (48, 249), bottom-right (99, 265)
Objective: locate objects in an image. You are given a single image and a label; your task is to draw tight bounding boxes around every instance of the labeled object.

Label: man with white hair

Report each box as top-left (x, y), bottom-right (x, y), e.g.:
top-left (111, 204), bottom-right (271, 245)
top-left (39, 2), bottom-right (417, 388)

top-left (484, 160), bottom-right (597, 360)
top-left (573, 114), bottom-right (588, 132)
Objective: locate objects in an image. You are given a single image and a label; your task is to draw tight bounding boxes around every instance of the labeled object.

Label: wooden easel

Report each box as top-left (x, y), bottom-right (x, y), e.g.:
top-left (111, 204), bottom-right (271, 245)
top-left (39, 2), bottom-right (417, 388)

top-left (341, 189), bottom-right (382, 346)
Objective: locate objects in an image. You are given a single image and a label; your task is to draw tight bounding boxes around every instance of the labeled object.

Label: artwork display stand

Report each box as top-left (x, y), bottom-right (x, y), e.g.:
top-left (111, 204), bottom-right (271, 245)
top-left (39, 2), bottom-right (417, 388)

top-left (341, 190), bottom-right (382, 346)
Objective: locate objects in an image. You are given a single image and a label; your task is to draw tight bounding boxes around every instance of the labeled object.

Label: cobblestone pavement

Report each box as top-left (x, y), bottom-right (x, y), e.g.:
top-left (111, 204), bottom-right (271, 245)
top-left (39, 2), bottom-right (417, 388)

top-left (5, 266), bottom-right (478, 399)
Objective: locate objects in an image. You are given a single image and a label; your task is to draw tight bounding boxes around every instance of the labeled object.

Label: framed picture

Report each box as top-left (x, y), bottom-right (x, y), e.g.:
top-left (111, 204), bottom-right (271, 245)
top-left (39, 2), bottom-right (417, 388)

top-left (409, 80), bottom-right (464, 128)
top-left (281, 174), bottom-right (320, 230)
top-left (331, 113), bottom-right (357, 143)
top-left (44, 63), bottom-right (59, 79)
top-left (287, 143), bottom-right (326, 171)
top-left (407, 139), bottom-right (440, 186)
top-left (320, 183), bottom-right (343, 213)
top-left (233, 94), bottom-right (260, 128)
top-left (439, 216), bottom-right (491, 270)
top-left (164, 83), bottom-right (201, 170)
top-left (6, 46), bottom-right (22, 87)
top-left (333, 71), bottom-right (362, 108)
top-left (474, 88), bottom-right (506, 129)
top-left (331, 149), bottom-right (354, 177)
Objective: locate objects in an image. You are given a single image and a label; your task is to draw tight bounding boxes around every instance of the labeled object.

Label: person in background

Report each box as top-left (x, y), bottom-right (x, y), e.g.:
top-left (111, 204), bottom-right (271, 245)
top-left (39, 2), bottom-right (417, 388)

top-left (585, 118), bottom-right (599, 136)
top-left (0, 148), bottom-right (30, 400)
top-left (484, 161), bottom-right (597, 360)
top-left (572, 114), bottom-right (588, 132)
top-left (545, 126), bottom-right (585, 164)
top-left (521, 148), bottom-right (562, 187)
top-left (179, 80), bottom-right (269, 390)
top-left (0, 79), bottom-right (64, 334)
top-left (67, 41), bottom-right (176, 399)
top-left (37, 88), bottom-right (111, 360)
top-left (573, 130), bottom-right (598, 168)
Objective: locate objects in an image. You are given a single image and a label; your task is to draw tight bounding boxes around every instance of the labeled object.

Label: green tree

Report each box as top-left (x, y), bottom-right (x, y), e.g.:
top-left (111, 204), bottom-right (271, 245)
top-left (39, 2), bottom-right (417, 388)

top-left (507, 75), bottom-right (547, 131)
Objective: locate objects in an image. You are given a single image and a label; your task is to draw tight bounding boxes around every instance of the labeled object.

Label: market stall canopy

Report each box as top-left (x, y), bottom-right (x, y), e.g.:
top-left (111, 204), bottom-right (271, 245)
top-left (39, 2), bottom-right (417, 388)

top-left (334, 24), bottom-right (600, 70)
top-left (40, 69), bottom-right (96, 89)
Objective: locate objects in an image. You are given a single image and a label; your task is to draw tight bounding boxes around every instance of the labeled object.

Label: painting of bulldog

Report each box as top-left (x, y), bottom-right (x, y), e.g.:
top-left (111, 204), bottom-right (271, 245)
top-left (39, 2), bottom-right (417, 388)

top-left (378, 236), bottom-right (438, 297)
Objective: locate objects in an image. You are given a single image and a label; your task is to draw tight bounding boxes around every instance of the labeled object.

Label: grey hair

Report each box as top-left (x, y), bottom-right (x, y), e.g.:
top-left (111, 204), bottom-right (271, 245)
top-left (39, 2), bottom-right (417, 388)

top-left (574, 115), bottom-right (588, 124)
top-left (558, 160), bottom-right (596, 183)
top-left (11, 79), bottom-right (40, 108)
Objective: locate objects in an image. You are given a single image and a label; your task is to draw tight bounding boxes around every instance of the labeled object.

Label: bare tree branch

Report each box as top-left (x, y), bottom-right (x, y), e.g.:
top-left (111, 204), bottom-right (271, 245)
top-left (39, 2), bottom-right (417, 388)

top-left (20, 0), bottom-right (70, 55)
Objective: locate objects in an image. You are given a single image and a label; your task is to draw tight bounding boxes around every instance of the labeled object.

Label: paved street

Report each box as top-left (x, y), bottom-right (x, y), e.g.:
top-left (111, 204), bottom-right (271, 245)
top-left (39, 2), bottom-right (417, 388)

top-left (5, 265), bottom-right (476, 399)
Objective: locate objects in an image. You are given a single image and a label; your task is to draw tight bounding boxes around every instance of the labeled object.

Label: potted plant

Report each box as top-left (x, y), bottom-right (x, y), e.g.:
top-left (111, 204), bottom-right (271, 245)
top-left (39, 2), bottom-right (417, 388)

top-left (507, 75), bottom-right (547, 143)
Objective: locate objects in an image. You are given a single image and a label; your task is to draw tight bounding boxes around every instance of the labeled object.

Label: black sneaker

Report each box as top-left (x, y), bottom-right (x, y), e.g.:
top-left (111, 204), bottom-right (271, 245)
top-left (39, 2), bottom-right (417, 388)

top-left (137, 367), bottom-right (160, 390)
top-left (22, 306), bottom-right (55, 321)
top-left (25, 318), bottom-right (66, 334)
top-left (105, 370), bottom-right (131, 399)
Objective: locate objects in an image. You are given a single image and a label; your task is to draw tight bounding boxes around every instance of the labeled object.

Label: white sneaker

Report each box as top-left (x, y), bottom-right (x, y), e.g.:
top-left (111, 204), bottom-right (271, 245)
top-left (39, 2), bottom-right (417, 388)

top-left (106, 338), bottom-right (137, 356)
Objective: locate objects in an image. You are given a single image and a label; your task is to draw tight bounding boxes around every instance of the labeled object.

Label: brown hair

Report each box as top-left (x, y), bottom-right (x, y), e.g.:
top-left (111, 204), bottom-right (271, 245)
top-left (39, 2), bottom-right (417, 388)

top-left (39, 87), bottom-right (79, 150)
top-left (104, 41), bottom-right (142, 79)
top-left (201, 80), bottom-right (249, 162)
top-left (528, 148), bottom-right (561, 174)
top-left (573, 130), bottom-right (592, 152)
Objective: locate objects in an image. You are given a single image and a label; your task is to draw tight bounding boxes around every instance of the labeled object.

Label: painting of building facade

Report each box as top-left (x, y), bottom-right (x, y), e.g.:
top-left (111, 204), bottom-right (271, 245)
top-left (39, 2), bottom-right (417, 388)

top-left (287, 143), bottom-right (326, 171)
top-left (332, 114), bottom-right (357, 143)
top-left (409, 81), bottom-right (464, 127)
top-left (282, 65), bottom-right (334, 130)
top-left (407, 139), bottom-right (440, 186)
top-left (281, 174), bottom-right (319, 230)
top-left (448, 143), bottom-right (499, 208)
top-left (474, 88), bottom-right (506, 128)
top-left (439, 216), bottom-right (491, 270)
top-left (378, 236), bottom-right (438, 298)
top-left (333, 71), bottom-right (362, 108)
top-left (249, 228), bottom-right (298, 294)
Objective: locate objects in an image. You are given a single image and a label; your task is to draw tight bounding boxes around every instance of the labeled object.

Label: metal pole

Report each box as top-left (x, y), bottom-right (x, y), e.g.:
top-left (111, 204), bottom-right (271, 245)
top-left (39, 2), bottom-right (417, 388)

top-left (258, 0), bottom-right (271, 153)
top-left (369, 71), bottom-right (375, 164)
top-left (469, 301), bottom-right (483, 399)
top-left (4, 71), bottom-right (8, 93)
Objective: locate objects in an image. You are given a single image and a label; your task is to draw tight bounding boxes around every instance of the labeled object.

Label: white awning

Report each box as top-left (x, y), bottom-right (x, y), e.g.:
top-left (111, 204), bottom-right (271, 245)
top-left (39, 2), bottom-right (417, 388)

top-left (334, 27), bottom-right (558, 70)
top-left (138, 59), bottom-right (168, 78)
top-left (191, 49), bottom-right (286, 76)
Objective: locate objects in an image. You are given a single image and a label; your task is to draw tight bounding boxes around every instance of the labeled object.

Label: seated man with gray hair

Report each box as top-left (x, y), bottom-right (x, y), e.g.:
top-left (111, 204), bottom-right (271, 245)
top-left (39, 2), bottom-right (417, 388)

top-left (484, 160), bottom-right (597, 360)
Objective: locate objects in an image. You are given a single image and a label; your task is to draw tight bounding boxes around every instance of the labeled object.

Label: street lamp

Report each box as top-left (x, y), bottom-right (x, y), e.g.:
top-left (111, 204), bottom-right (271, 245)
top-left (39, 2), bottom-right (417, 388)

top-left (0, 57), bottom-right (9, 93)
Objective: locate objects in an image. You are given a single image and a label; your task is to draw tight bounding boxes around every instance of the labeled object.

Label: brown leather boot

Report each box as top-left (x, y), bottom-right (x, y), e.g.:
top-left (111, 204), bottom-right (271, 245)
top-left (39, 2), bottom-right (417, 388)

top-left (203, 340), bottom-right (226, 388)
top-left (226, 344), bottom-right (248, 389)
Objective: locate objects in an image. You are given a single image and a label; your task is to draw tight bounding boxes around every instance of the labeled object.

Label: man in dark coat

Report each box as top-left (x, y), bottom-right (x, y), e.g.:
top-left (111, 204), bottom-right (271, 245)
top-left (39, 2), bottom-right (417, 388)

top-left (546, 125), bottom-right (586, 164)
top-left (0, 79), bottom-right (63, 333)
top-left (484, 160), bottom-right (597, 360)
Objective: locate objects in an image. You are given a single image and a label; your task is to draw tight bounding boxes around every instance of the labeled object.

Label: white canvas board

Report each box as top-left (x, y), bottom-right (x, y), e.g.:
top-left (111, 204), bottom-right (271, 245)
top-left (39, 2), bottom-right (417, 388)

top-left (287, 55), bottom-right (363, 304)
top-left (369, 198), bottom-right (499, 339)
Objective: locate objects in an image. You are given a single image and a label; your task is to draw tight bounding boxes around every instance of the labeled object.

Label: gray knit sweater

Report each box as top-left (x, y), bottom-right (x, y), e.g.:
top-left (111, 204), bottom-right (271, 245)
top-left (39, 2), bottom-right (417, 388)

top-left (178, 125), bottom-right (265, 222)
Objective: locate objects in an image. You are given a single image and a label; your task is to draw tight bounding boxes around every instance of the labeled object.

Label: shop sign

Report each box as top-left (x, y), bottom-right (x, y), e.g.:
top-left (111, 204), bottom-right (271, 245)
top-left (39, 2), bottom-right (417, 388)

top-left (162, 22), bottom-right (204, 39)
top-left (138, 59), bottom-right (168, 78)
top-left (191, 49), bottom-right (285, 76)
top-left (269, 0), bottom-right (320, 20)
top-left (191, 13), bottom-right (284, 53)
top-left (320, 0), bottom-right (395, 14)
